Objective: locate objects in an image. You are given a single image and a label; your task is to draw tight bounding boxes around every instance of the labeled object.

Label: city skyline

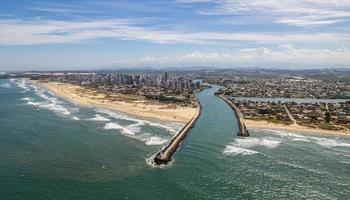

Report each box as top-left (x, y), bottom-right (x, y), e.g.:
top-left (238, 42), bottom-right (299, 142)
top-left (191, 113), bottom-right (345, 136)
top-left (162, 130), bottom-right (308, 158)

top-left (1, 0), bottom-right (350, 70)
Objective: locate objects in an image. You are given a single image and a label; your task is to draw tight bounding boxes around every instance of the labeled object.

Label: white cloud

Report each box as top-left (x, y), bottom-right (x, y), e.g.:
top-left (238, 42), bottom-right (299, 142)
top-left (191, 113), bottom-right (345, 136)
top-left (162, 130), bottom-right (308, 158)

top-left (111, 46), bottom-right (350, 68)
top-left (180, 0), bottom-right (350, 26)
top-left (0, 19), bottom-right (348, 45)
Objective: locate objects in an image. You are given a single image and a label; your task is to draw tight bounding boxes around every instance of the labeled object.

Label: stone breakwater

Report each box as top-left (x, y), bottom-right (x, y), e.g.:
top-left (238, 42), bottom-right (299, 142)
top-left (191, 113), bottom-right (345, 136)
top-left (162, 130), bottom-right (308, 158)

top-left (217, 95), bottom-right (249, 137)
top-left (152, 98), bottom-right (202, 166)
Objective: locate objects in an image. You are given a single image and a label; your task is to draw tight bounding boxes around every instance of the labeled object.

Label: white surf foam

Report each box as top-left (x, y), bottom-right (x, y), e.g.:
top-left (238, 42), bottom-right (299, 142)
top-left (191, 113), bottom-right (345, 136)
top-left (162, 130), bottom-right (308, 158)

top-left (27, 101), bottom-right (43, 106)
top-left (18, 79), bottom-right (31, 91)
top-left (292, 138), bottom-right (311, 142)
top-left (87, 114), bottom-right (111, 122)
top-left (145, 136), bottom-right (168, 146)
top-left (286, 132), bottom-right (308, 139)
top-left (0, 83), bottom-right (11, 88)
top-left (72, 116), bottom-right (80, 120)
top-left (264, 129), bottom-right (309, 139)
top-left (104, 122), bottom-right (170, 146)
top-left (233, 137), bottom-right (282, 149)
top-left (95, 108), bottom-right (182, 134)
top-left (223, 137), bottom-right (281, 156)
top-left (223, 146), bottom-right (259, 155)
top-left (126, 122), bottom-right (144, 134)
top-left (39, 103), bottom-right (71, 115)
top-left (21, 82), bottom-right (80, 120)
top-left (311, 137), bottom-right (350, 148)
top-left (104, 122), bottom-right (135, 135)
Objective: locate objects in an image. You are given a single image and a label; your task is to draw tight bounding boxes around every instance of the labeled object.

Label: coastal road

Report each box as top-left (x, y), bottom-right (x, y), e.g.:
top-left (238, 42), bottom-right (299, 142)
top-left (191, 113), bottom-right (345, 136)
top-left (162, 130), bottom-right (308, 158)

top-left (284, 105), bottom-right (296, 124)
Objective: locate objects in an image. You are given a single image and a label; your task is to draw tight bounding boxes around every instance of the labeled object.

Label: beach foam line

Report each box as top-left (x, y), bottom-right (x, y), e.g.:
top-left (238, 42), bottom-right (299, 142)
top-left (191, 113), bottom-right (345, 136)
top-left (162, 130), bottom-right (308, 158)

top-left (223, 145), bottom-right (259, 155)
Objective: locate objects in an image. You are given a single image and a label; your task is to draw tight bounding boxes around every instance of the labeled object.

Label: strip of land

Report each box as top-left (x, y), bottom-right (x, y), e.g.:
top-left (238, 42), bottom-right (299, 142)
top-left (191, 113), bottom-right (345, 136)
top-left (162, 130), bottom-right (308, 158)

top-left (35, 81), bottom-right (197, 123)
top-left (245, 119), bottom-right (350, 136)
top-left (153, 99), bottom-right (201, 165)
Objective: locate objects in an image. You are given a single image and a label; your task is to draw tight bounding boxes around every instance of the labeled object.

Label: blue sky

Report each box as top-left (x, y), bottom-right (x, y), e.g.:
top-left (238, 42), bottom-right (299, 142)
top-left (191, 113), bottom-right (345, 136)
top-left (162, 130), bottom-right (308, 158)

top-left (0, 0), bottom-right (350, 71)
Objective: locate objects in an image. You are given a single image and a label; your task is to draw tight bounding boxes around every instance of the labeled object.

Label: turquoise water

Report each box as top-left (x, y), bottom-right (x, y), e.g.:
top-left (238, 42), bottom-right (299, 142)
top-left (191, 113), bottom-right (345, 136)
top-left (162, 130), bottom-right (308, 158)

top-left (1, 79), bottom-right (350, 200)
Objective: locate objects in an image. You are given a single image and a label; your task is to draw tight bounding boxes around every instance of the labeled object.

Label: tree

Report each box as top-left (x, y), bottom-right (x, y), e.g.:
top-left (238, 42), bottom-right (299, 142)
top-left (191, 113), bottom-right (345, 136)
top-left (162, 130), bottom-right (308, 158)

top-left (324, 111), bottom-right (331, 123)
top-left (310, 114), bottom-right (318, 123)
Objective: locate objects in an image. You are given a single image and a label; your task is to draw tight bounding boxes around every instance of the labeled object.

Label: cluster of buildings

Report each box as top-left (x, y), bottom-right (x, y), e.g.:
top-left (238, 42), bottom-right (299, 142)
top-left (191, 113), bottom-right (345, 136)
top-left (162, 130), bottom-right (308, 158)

top-left (231, 98), bottom-right (350, 131)
top-left (222, 77), bottom-right (350, 99)
top-left (37, 72), bottom-right (202, 105)
top-left (231, 99), bottom-right (293, 125)
top-left (286, 101), bottom-right (350, 129)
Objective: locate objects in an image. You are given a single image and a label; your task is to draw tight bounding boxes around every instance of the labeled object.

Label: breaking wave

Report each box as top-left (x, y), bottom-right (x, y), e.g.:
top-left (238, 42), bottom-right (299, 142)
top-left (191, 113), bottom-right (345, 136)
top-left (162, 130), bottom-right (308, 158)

top-left (95, 108), bottom-right (182, 134)
top-left (311, 137), bottom-right (350, 148)
top-left (223, 137), bottom-right (281, 156)
top-left (103, 122), bottom-right (169, 146)
top-left (104, 122), bottom-right (135, 135)
top-left (292, 138), bottom-right (311, 142)
top-left (223, 146), bottom-right (259, 155)
top-left (18, 80), bottom-right (79, 120)
top-left (255, 129), bottom-right (350, 148)
top-left (87, 114), bottom-right (111, 122)
top-left (16, 79), bottom-right (31, 92)
top-left (144, 136), bottom-right (168, 146)
top-left (233, 137), bottom-right (282, 149)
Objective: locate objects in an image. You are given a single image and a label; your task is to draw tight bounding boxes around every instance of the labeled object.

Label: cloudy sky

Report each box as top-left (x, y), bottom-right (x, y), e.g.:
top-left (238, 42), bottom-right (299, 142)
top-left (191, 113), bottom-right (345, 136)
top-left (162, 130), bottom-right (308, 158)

top-left (1, 0), bottom-right (350, 71)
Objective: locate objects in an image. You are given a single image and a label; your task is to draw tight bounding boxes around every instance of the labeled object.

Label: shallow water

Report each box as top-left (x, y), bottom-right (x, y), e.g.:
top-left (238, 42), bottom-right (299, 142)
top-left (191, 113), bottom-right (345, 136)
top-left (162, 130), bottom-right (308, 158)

top-left (1, 79), bottom-right (350, 199)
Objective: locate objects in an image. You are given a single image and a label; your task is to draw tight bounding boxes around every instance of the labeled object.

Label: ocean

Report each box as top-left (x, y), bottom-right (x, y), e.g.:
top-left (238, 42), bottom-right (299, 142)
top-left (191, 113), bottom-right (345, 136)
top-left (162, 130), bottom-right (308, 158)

top-left (1, 78), bottom-right (350, 199)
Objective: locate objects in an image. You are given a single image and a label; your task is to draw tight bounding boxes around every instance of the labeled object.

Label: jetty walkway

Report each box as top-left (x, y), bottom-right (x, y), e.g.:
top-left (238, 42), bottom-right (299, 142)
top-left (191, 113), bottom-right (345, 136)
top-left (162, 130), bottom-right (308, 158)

top-left (153, 98), bottom-right (202, 165)
top-left (217, 95), bottom-right (249, 137)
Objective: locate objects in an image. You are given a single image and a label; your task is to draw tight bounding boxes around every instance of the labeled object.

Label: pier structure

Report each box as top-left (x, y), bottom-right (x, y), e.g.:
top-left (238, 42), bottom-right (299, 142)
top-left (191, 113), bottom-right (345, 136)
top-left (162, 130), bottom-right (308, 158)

top-left (153, 98), bottom-right (202, 165)
top-left (217, 95), bottom-right (250, 137)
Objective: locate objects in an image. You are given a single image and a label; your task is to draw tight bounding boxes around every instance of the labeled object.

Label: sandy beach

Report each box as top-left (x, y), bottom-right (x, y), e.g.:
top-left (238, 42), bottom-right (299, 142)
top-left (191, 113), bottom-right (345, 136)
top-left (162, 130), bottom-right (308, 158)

top-left (35, 81), bottom-right (197, 124)
top-left (245, 119), bottom-right (350, 136)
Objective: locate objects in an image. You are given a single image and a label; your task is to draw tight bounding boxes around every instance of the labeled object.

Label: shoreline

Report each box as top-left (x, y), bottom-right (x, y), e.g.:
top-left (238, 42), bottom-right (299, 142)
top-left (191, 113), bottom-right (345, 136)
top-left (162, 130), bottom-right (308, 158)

top-left (245, 119), bottom-right (350, 136)
top-left (34, 81), bottom-right (197, 124)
